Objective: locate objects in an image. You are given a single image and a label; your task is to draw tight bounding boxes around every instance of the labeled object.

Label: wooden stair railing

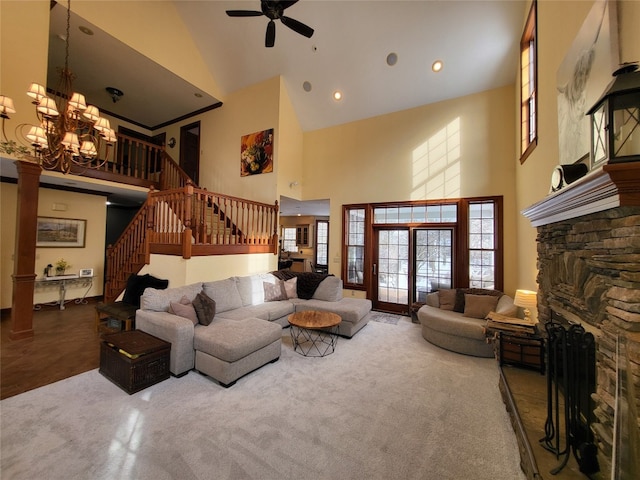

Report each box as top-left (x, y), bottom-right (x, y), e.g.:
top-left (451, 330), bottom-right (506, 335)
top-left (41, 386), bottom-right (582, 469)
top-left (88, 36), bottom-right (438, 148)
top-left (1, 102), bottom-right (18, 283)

top-left (148, 185), bottom-right (279, 258)
top-left (73, 133), bottom-right (193, 191)
top-left (103, 198), bottom-right (151, 303)
top-left (103, 184), bottom-right (279, 302)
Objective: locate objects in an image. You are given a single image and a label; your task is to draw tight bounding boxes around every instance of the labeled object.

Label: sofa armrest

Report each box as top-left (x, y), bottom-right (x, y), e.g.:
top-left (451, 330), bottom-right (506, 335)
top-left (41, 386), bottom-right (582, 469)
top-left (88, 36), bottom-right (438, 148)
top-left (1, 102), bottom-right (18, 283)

top-left (496, 295), bottom-right (517, 317)
top-left (425, 292), bottom-right (439, 308)
top-left (136, 310), bottom-right (195, 376)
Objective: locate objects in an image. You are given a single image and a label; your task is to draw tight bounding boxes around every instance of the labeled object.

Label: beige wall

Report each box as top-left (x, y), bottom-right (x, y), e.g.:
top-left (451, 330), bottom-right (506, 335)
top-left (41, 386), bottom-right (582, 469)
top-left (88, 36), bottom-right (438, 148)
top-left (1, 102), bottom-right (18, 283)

top-left (139, 253), bottom-right (277, 291)
top-left (178, 77), bottom-right (281, 205)
top-left (0, 184), bottom-right (107, 308)
top-left (302, 85), bottom-right (519, 295)
top-left (514, 0), bottom-right (640, 291)
top-left (0, 1), bottom-right (50, 147)
top-left (276, 78), bottom-right (304, 202)
top-left (4, 0), bottom-right (639, 307)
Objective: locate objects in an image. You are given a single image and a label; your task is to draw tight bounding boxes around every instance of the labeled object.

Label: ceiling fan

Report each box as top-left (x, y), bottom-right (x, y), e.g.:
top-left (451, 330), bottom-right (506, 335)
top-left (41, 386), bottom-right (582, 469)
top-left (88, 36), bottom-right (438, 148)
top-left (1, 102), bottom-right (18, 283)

top-left (226, 0), bottom-right (314, 48)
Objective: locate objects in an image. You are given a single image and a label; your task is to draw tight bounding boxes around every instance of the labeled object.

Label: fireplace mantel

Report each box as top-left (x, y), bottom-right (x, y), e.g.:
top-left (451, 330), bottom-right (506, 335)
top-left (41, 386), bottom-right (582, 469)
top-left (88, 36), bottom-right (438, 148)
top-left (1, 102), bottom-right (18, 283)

top-left (522, 162), bottom-right (640, 227)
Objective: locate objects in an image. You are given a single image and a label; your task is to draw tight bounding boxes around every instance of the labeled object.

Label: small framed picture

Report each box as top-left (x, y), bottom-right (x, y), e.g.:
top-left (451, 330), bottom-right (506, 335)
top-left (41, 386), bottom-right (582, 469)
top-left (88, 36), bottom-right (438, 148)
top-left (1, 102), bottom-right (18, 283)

top-left (79, 268), bottom-right (94, 277)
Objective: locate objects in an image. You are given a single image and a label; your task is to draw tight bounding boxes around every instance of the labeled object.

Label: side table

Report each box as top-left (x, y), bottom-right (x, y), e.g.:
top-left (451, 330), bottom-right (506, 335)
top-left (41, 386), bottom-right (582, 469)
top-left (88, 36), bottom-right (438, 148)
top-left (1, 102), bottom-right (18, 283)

top-left (499, 332), bottom-right (545, 375)
top-left (100, 330), bottom-right (171, 394)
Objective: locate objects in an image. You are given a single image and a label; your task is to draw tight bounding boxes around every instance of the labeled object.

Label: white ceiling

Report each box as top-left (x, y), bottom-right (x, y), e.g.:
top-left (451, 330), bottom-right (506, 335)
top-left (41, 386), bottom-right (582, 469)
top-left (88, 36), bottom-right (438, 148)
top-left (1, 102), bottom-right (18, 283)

top-left (10, 1), bottom-right (527, 212)
top-left (47, 0), bottom-right (527, 132)
top-left (175, 0), bottom-right (527, 132)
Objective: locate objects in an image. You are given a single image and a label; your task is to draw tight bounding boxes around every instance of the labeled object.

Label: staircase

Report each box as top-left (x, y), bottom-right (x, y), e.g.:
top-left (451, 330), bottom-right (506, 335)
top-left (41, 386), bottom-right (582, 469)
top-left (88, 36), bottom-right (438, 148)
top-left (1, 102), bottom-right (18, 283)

top-left (102, 156), bottom-right (279, 302)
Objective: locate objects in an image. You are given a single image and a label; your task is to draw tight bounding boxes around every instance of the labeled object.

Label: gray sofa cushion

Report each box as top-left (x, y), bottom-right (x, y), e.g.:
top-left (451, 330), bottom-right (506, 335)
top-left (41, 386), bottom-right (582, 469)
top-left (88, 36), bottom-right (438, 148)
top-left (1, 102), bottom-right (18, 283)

top-left (312, 276), bottom-right (343, 302)
top-left (421, 306), bottom-right (487, 341)
top-left (295, 297), bottom-right (371, 324)
top-left (141, 282), bottom-right (203, 312)
top-left (216, 301), bottom-right (294, 322)
top-left (235, 273), bottom-right (278, 306)
top-left (194, 317), bottom-right (282, 363)
top-left (203, 278), bottom-right (243, 313)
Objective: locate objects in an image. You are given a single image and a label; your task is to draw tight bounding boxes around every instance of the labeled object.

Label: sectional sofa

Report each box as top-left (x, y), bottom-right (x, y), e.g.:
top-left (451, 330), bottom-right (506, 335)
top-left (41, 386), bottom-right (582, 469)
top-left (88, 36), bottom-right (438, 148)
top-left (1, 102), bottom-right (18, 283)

top-left (136, 272), bottom-right (372, 386)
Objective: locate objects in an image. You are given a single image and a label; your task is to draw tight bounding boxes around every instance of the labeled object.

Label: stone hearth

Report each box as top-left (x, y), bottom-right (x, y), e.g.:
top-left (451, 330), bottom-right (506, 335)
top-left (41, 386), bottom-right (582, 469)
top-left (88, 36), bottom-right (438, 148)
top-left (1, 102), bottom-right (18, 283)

top-left (523, 163), bottom-right (640, 479)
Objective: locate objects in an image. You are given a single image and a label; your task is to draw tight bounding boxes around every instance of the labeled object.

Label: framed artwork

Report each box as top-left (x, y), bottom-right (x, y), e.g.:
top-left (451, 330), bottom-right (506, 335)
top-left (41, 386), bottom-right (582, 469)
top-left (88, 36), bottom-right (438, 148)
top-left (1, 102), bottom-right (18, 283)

top-left (556, 0), bottom-right (618, 166)
top-left (79, 268), bottom-right (94, 277)
top-left (240, 128), bottom-right (274, 176)
top-left (36, 217), bottom-right (86, 248)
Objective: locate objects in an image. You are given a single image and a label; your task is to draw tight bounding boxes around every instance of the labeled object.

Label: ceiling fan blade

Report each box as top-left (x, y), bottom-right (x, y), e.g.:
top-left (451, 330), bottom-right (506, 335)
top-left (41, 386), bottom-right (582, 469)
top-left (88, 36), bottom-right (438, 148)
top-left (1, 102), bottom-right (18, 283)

top-left (279, 1), bottom-right (299, 10)
top-left (226, 10), bottom-right (263, 17)
top-left (280, 16), bottom-right (314, 38)
top-left (265, 20), bottom-right (276, 47)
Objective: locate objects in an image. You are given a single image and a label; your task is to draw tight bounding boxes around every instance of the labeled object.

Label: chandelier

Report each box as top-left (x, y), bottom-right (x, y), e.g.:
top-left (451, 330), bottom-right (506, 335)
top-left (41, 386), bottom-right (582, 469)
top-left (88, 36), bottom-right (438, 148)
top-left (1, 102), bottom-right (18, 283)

top-left (0, 0), bottom-right (116, 173)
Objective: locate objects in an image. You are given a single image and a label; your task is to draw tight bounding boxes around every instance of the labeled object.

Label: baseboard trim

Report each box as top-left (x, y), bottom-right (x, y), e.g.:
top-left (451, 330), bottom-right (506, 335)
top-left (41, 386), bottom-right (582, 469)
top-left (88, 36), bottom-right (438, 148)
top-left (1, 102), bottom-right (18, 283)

top-left (499, 367), bottom-right (542, 480)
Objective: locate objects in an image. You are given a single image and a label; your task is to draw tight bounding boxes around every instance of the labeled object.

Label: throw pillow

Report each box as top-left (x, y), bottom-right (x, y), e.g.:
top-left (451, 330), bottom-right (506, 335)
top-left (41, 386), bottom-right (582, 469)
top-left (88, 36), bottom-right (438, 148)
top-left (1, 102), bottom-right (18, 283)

top-left (192, 291), bottom-right (216, 326)
top-left (438, 289), bottom-right (456, 310)
top-left (263, 281), bottom-right (288, 302)
top-left (169, 299), bottom-right (198, 326)
top-left (453, 289), bottom-right (466, 313)
top-left (454, 288), bottom-right (503, 313)
top-left (463, 294), bottom-right (500, 319)
top-left (283, 277), bottom-right (298, 299)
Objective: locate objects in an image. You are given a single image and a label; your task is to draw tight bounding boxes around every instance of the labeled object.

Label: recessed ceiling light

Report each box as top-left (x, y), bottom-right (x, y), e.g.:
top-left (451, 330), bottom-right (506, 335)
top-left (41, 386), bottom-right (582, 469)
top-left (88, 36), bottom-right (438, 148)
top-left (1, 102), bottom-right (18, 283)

top-left (79, 26), bottom-right (94, 36)
top-left (194, 92), bottom-right (203, 98)
top-left (386, 52), bottom-right (398, 66)
top-left (432, 60), bottom-right (443, 72)
top-left (333, 91), bottom-right (343, 101)
top-left (303, 81), bottom-right (312, 92)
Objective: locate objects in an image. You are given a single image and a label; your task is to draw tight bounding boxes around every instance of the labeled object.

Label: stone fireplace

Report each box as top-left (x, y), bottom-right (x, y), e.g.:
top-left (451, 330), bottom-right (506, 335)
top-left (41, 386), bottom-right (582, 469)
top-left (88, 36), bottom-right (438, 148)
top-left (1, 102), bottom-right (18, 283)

top-left (523, 163), bottom-right (640, 479)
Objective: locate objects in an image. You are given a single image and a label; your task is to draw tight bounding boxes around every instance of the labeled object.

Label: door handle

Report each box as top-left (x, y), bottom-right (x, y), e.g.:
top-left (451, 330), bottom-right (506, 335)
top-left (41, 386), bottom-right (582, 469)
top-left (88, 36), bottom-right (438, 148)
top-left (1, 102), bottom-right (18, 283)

top-left (373, 263), bottom-right (377, 275)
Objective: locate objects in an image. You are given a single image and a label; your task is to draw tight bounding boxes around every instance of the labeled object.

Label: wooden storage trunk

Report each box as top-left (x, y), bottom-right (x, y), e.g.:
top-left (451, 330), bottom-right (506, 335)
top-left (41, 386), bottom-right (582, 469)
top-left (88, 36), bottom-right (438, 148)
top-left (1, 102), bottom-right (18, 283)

top-left (499, 332), bottom-right (545, 374)
top-left (100, 330), bottom-right (170, 394)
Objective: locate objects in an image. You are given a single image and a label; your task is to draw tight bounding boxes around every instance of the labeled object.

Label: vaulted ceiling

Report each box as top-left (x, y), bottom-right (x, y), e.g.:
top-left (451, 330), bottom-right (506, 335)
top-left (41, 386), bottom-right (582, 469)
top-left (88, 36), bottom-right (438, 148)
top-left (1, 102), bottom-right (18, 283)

top-left (48, 0), bottom-right (527, 132)
top-left (41, 0), bottom-right (527, 212)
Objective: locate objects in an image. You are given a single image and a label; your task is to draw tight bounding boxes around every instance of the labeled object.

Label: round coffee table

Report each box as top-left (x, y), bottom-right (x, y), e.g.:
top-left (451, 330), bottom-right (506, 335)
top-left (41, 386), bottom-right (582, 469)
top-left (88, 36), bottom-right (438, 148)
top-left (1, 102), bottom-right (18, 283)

top-left (288, 311), bottom-right (341, 357)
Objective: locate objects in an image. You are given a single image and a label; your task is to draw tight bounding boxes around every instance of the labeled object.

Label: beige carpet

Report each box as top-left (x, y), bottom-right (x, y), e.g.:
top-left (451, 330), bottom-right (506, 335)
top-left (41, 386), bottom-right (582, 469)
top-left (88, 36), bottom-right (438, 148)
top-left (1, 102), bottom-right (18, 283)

top-left (0, 317), bottom-right (525, 480)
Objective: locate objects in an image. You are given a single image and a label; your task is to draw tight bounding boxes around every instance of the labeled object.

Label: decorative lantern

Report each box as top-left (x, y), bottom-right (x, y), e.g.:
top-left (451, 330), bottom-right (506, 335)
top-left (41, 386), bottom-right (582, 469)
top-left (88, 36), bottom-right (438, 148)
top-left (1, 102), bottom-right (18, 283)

top-left (586, 62), bottom-right (640, 168)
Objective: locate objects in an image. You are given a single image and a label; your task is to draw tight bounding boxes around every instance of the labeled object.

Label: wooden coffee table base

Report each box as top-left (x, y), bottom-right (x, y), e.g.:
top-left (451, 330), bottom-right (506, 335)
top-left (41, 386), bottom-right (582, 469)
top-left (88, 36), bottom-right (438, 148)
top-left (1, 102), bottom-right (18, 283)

top-left (288, 311), bottom-right (341, 357)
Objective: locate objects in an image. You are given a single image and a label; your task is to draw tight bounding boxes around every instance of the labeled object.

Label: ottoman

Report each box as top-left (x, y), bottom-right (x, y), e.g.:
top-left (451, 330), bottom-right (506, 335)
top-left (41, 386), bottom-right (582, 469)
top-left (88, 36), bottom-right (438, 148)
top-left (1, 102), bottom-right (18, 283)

top-left (100, 330), bottom-right (170, 394)
top-left (193, 317), bottom-right (282, 387)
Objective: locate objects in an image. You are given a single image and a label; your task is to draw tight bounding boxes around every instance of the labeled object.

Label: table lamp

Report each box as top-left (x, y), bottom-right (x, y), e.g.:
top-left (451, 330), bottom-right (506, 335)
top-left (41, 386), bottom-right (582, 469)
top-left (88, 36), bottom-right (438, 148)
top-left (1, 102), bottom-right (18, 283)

top-left (514, 289), bottom-right (537, 323)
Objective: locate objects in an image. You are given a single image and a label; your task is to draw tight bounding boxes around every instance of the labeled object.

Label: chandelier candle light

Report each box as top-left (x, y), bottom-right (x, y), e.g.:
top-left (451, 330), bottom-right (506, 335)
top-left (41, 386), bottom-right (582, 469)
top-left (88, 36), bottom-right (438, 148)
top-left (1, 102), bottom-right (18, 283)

top-left (0, 0), bottom-right (116, 173)
top-left (513, 289), bottom-right (538, 324)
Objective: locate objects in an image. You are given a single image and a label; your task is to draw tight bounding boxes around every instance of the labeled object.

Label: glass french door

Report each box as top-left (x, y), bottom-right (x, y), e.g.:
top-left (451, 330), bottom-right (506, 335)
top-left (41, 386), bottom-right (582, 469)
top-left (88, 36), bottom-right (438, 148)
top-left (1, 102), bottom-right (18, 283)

top-left (373, 228), bottom-right (410, 314)
top-left (373, 227), bottom-right (453, 314)
top-left (414, 229), bottom-right (453, 302)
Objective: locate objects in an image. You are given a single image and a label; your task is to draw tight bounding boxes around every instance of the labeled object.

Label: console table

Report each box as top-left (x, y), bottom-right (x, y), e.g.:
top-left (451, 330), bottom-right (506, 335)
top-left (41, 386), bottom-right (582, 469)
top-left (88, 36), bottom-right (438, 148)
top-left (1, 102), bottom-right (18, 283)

top-left (34, 275), bottom-right (94, 310)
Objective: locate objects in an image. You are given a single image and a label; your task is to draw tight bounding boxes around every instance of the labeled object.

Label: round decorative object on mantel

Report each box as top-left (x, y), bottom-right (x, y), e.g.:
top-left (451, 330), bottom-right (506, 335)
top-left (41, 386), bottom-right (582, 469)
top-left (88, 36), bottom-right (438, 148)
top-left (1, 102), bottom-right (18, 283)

top-left (550, 163), bottom-right (589, 192)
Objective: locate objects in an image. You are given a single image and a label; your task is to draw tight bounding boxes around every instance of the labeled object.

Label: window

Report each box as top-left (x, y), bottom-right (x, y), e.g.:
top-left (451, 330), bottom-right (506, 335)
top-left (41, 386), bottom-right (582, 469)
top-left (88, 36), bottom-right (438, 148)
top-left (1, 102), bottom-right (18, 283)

top-left (315, 220), bottom-right (329, 268)
top-left (520, 1), bottom-right (537, 163)
top-left (342, 197), bottom-right (503, 297)
top-left (344, 207), bottom-right (366, 286)
top-left (468, 201), bottom-right (497, 289)
top-left (281, 227), bottom-right (297, 253)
